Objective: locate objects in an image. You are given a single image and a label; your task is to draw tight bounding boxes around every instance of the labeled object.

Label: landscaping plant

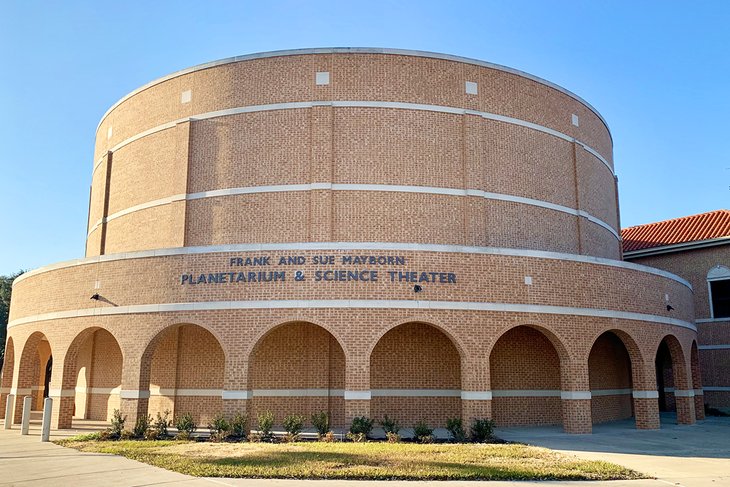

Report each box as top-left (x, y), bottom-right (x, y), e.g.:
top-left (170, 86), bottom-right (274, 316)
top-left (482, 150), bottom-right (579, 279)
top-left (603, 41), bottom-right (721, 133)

top-left (230, 413), bottom-right (248, 440)
top-left (175, 412), bottom-right (197, 440)
top-left (283, 414), bottom-right (306, 441)
top-left (133, 415), bottom-right (152, 439)
top-left (257, 410), bottom-right (275, 442)
top-left (446, 417), bottom-right (466, 442)
top-left (413, 420), bottom-right (434, 443)
top-left (153, 410), bottom-right (171, 438)
top-left (311, 411), bottom-right (329, 437)
top-left (470, 418), bottom-right (495, 443)
top-left (208, 414), bottom-right (231, 442)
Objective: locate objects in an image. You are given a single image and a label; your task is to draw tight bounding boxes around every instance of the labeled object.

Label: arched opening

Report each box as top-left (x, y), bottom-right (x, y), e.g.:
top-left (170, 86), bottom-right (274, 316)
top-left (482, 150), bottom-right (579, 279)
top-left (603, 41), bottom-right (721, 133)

top-left (370, 322), bottom-right (461, 427)
top-left (143, 324), bottom-right (225, 425)
top-left (249, 322), bottom-right (345, 428)
top-left (14, 332), bottom-right (52, 423)
top-left (588, 331), bottom-right (634, 424)
top-left (63, 328), bottom-right (123, 422)
top-left (0, 337), bottom-right (14, 420)
top-left (655, 335), bottom-right (690, 423)
top-left (489, 325), bottom-right (562, 427)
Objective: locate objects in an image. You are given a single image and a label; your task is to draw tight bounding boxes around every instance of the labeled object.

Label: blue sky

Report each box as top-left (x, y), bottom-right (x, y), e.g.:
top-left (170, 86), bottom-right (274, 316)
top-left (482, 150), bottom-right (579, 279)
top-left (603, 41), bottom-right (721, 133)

top-left (1, 1), bottom-right (728, 275)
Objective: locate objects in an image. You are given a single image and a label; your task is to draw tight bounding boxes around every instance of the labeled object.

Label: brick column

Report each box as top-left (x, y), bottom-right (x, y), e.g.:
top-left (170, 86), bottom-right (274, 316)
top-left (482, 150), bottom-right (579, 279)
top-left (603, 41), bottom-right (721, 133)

top-left (222, 355), bottom-right (249, 420)
top-left (119, 353), bottom-right (149, 429)
top-left (694, 389), bottom-right (705, 420)
top-left (460, 356), bottom-right (491, 425)
top-left (560, 361), bottom-right (592, 434)
top-left (344, 354), bottom-right (369, 427)
top-left (674, 390), bottom-right (696, 425)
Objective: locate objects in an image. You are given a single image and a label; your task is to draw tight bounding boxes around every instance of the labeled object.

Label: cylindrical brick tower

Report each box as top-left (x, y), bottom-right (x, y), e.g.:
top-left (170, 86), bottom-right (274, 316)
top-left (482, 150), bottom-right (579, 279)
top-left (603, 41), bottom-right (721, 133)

top-left (2, 49), bottom-right (700, 435)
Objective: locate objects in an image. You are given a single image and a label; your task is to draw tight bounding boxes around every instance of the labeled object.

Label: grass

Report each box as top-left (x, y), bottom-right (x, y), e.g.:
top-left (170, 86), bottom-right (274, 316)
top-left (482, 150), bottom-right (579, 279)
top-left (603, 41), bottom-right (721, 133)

top-left (55, 437), bottom-right (645, 481)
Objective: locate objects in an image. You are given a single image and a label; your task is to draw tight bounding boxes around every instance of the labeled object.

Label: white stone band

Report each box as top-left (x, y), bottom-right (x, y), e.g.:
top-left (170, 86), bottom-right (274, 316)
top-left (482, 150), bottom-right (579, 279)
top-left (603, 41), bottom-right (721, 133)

top-left (492, 390), bottom-right (560, 398)
top-left (461, 391), bottom-right (492, 400)
top-left (560, 391), bottom-right (592, 400)
top-left (47, 389), bottom-right (76, 398)
top-left (87, 183), bottom-right (619, 240)
top-left (222, 390), bottom-right (251, 400)
top-left (343, 391), bottom-right (372, 400)
top-left (14, 242), bottom-right (691, 290)
top-left (698, 344), bottom-right (730, 350)
top-left (591, 388), bottom-right (632, 396)
top-left (94, 100), bottom-right (612, 175)
top-left (632, 391), bottom-right (659, 399)
top-left (120, 390), bottom-right (151, 399)
top-left (702, 387), bottom-right (730, 392)
top-left (673, 390), bottom-right (695, 398)
top-left (7, 298), bottom-right (696, 331)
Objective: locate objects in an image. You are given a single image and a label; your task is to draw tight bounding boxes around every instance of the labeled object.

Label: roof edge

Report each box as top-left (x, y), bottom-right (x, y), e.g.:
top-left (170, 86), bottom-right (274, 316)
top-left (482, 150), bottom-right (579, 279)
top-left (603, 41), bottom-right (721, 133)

top-left (95, 47), bottom-right (612, 140)
top-left (623, 236), bottom-right (730, 258)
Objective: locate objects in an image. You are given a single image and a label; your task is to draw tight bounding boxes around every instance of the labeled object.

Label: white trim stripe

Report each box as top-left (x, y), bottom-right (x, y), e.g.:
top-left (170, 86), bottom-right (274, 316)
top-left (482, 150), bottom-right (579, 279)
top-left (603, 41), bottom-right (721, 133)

top-left (120, 390), bottom-right (150, 399)
top-left (7, 299), bottom-right (696, 331)
top-left (251, 389), bottom-right (344, 397)
top-left (703, 387), bottom-right (730, 392)
top-left (75, 387), bottom-right (121, 395)
top-left (48, 389), bottom-right (76, 398)
top-left (95, 48), bottom-right (610, 138)
top-left (698, 345), bottom-right (730, 350)
top-left (93, 100), bottom-right (612, 175)
top-left (0, 387), bottom-right (9, 394)
top-left (87, 183), bottom-right (619, 240)
top-left (694, 389), bottom-right (704, 395)
top-left (222, 390), bottom-right (251, 400)
top-left (590, 389), bottom-right (632, 397)
top-left (492, 390), bottom-right (560, 398)
top-left (632, 391), bottom-right (659, 399)
top-left (344, 391), bottom-right (371, 400)
top-left (461, 391), bottom-right (492, 400)
top-left (9, 388), bottom-right (31, 396)
top-left (13, 242), bottom-right (691, 290)
top-left (673, 390), bottom-right (695, 398)
top-left (561, 391), bottom-right (592, 400)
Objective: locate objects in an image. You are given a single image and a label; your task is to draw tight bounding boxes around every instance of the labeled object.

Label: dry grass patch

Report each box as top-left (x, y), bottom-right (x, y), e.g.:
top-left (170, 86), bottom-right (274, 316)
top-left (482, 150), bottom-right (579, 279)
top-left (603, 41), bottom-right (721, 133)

top-left (56, 438), bottom-right (645, 481)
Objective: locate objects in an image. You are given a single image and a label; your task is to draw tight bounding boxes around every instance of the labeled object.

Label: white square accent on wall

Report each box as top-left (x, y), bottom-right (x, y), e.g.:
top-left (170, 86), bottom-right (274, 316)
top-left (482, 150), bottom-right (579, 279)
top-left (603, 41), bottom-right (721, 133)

top-left (571, 114), bottom-right (579, 126)
top-left (465, 81), bottom-right (478, 95)
top-left (524, 276), bottom-right (533, 285)
top-left (316, 72), bottom-right (330, 85)
top-left (181, 90), bottom-right (192, 103)
top-left (107, 126), bottom-right (113, 139)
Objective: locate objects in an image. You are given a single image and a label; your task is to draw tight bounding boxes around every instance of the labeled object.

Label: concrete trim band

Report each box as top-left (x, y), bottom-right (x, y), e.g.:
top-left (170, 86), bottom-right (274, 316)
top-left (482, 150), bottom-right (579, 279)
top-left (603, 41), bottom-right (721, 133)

top-left (87, 183), bottom-right (619, 240)
top-left (698, 344), bottom-right (730, 350)
top-left (7, 299), bottom-right (696, 331)
top-left (673, 390), bottom-right (696, 398)
top-left (93, 100), bottom-right (612, 175)
top-left (703, 387), bottom-right (730, 392)
top-left (13, 243), bottom-right (692, 289)
top-left (47, 389), bottom-right (76, 398)
top-left (632, 391), bottom-right (659, 399)
top-left (95, 48), bottom-right (611, 137)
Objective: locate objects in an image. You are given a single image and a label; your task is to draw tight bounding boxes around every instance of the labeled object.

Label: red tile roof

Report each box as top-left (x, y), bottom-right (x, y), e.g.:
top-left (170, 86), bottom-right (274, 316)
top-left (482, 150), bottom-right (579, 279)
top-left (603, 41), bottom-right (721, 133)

top-left (622, 209), bottom-right (730, 253)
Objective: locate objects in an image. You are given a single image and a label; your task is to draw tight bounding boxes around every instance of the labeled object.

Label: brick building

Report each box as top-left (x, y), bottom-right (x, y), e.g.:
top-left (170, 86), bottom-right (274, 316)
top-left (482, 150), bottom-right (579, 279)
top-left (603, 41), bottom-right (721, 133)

top-left (0, 48), bottom-right (702, 434)
top-left (623, 209), bottom-right (730, 413)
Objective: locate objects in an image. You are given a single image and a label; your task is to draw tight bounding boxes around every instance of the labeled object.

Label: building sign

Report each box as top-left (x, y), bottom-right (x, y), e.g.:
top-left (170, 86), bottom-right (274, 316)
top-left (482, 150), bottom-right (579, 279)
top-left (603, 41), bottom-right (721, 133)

top-left (180, 255), bottom-right (457, 286)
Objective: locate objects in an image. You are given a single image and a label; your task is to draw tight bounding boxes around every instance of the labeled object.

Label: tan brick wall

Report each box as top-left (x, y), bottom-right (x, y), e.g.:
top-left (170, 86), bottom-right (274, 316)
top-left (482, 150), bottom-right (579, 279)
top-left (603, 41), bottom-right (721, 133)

top-left (0, 338), bottom-right (14, 420)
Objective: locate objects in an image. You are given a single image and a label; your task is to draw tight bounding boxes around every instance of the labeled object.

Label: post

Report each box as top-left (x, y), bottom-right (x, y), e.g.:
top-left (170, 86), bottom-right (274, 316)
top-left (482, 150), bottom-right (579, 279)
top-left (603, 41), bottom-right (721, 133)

top-left (3, 394), bottom-right (14, 429)
top-left (21, 396), bottom-right (32, 435)
top-left (41, 397), bottom-right (52, 442)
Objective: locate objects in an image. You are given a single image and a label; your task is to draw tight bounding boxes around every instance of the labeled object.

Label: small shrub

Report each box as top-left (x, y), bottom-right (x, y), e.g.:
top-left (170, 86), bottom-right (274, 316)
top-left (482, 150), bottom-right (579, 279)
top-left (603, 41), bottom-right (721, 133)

top-left (144, 428), bottom-right (160, 441)
top-left (110, 409), bottom-right (126, 439)
top-left (154, 410), bottom-right (171, 438)
top-left (380, 415), bottom-right (400, 435)
top-left (413, 420), bottom-right (434, 443)
top-left (386, 431), bottom-right (401, 443)
top-left (230, 413), bottom-right (248, 439)
top-left (320, 431), bottom-right (337, 442)
top-left (98, 429), bottom-right (113, 441)
top-left (133, 415), bottom-right (151, 439)
top-left (208, 414), bottom-right (231, 442)
top-left (349, 416), bottom-right (374, 437)
top-left (176, 431), bottom-right (192, 441)
top-left (248, 431), bottom-right (263, 443)
top-left (175, 412), bottom-right (197, 438)
top-left (346, 432), bottom-right (367, 442)
top-left (446, 417), bottom-right (466, 442)
top-left (257, 410), bottom-right (275, 441)
top-left (470, 418), bottom-right (496, 443)
top-left (311, 411), bottom-right (330, 436)
top-left (283, 414), bottom-right (306, 438)
top-left (120, 429), bottom-right (134, 440)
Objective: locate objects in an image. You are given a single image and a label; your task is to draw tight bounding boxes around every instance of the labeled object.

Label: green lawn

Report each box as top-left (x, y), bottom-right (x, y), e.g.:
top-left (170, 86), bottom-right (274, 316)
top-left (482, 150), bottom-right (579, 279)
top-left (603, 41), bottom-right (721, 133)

top-left (56, 438), bottom-right (645, 481)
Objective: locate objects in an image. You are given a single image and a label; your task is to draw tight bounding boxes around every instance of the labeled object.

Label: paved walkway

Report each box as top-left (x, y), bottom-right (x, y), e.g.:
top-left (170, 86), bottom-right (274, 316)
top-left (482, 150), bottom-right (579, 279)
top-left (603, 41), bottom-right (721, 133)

top-left (1, 416), bottom-right (728, 486)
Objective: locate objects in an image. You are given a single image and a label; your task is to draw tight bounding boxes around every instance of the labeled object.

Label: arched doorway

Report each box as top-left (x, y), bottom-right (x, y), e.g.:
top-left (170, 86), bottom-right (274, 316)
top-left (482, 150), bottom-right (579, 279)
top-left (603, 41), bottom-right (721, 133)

top-left (61, 328), bottom-right (123, 424)
top-left (143, 324), bottom-right (225, 425)
top-left (655, 339), bottom-right (675, 413)
top-left (370, 322), bottom-right (461, 427)
top-left (249, 322), bottom-right (345, 428)
top-left (489, 325), bottom-right (563, 427)
top-left (0, 337), bottom-right (14, 420)
top-left (655, 335), bottom-right (690, 423)
top-left (588, 331), bottom-right (634, 424)
top-left (14, 332), bottom-right (52, 423)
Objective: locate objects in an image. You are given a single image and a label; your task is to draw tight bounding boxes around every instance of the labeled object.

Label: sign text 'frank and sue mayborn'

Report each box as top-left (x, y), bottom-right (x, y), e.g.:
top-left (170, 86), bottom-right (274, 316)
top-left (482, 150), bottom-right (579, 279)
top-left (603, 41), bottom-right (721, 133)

top-left (180, 255), bottom-right (457, 286)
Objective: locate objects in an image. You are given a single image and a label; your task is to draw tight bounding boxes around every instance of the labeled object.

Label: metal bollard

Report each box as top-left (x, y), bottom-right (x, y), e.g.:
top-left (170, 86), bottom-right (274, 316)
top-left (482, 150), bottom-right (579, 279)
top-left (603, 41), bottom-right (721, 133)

top-left (41, 397), bottom-right (52, 442)
top-left (21, 396), bottom-right (32, 435)
top-left (3, 394), bottom-right (14, 429)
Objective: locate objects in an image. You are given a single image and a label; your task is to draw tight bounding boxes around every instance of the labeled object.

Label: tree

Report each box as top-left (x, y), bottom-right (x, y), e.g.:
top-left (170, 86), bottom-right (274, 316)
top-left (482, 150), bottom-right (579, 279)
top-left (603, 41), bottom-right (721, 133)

top-left (0, 271), bottom-right (24, 372)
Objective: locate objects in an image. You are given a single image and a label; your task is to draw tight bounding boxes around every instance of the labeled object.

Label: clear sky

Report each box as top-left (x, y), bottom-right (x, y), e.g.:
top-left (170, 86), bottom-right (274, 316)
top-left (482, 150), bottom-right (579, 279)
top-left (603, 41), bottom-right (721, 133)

top-left (1, 1), bottom-right (728, 275)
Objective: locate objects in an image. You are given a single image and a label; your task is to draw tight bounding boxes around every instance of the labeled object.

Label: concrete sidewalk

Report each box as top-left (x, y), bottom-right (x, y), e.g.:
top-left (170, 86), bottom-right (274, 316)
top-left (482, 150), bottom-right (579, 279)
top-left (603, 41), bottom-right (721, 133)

top-left (1, 417), bottom-right (728, 486)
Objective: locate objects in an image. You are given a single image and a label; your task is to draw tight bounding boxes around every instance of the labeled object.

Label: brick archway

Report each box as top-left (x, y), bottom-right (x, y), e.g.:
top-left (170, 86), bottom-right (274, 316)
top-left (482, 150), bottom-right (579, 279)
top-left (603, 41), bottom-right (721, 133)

top-left (588, 331), bottom-right (634, 425)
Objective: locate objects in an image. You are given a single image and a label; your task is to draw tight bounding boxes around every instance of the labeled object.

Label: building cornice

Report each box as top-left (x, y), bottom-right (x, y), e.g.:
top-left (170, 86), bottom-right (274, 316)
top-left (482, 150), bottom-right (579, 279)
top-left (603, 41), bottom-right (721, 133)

top-left (623, 236), bottom-right (730, 259)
